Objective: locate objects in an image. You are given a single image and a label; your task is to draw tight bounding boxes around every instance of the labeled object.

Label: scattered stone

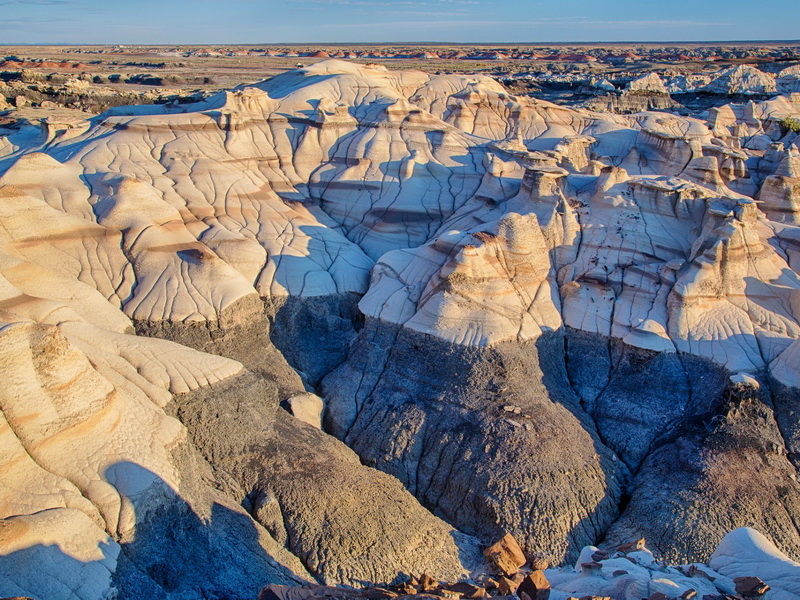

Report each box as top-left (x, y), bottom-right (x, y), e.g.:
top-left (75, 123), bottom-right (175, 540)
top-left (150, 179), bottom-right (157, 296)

top-left (481, 577), bottom-right (499, 591)
top-left (616, 538), bottom-right (646, 553)
top-left (612, 570), bottom-right (628, 577)
top-left (516, 570), bottom-right (550, 600)
top-left (482, 533), bottom-right (527, 576)
top-left (496, 576), bottom-right (518, 595)
top-left (680, 591), bottom-right (697, 600)
top-left (647, 593), bottom-right (668, 600)
top-left (687, 565), bottom-right (715, 580)
top-left (590, 550), bottom-right (609, 562)
top-left (733, 576), bottom-right (770, 597)
top-left (287, 392), bottom-right (324, 429)
top-left (397, 583), bottom-right (417, 595)
top-left (13, 95), bottom-right (29, 108)
top-left (442, 582), bottom-right (486, 599)
top-left (580, 561), bottom-right (603, 572)
top-left (418, 574), bottom-right (439, 592)
top-left (261, 579), bottom-right (500, 600)
top-left (363, 588), bottom-right (398, 599)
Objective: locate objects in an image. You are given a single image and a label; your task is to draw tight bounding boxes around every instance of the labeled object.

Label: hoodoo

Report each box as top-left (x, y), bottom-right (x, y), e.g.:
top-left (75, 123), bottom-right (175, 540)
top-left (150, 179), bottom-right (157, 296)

top-left (0, 58), bottom-right (799, 599)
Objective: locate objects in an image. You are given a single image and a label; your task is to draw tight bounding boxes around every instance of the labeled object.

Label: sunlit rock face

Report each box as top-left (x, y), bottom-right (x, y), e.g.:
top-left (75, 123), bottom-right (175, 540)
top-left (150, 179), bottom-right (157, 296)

top-left (0, 59), bottom-right (799, 597)
top-left (359, 211), bottom-right (563, 346)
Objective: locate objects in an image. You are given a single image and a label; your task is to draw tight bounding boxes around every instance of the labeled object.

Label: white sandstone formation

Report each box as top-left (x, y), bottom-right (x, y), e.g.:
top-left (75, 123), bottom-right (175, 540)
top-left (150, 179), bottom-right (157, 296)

top-left (546, 528), bottom-right (799, 600)
top-left (0, 55), bottom-right (795, 408)
top-left (360, 212), bottom-right (562, 346)
top-left (626, 73), bottom-right (668, 95)
top-left (704, 65), bottom-right (778, 95)
top-left (0, 59), bottom-right (800, 596)
top-left (710, 528), bottom-right (800, 600)
top-left (777, 65), bottom-right (800, 95)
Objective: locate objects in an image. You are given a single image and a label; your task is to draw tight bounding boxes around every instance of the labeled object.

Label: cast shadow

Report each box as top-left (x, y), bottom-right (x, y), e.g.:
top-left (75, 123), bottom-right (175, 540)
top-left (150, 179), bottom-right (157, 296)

top-left (0, 460), bottom-right (299, 600)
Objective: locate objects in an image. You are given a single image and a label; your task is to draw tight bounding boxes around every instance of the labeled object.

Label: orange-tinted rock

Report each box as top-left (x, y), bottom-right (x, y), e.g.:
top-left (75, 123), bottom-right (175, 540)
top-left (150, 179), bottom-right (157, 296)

top-left (482, 533), bottom-right (527, 576)
top-left (418, 574), bottom-right (439, 592)
top-left (496, 577), bottom-right (519, 595)
top-left (516, 571), bottom-right (550, 600)
top-left (616, 538), bottom-right (646, 553)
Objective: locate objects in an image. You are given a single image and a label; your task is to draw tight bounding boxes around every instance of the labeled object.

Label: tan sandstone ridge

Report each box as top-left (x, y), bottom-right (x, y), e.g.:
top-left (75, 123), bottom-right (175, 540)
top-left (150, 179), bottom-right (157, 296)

top-left (0, 59), bottom-right (798, 598)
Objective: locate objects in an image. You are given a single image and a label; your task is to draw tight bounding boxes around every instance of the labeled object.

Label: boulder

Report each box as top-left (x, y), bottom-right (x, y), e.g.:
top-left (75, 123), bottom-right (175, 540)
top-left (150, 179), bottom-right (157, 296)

top-left (483, 534), bottom-right (527, 576)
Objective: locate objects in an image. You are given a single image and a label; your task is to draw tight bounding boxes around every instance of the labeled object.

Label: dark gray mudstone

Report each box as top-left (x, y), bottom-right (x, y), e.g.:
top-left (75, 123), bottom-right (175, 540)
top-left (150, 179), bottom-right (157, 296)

top-left (322, 318), bottom-right (627, 564)
top-left (170, 370), bottom-right (481, 587)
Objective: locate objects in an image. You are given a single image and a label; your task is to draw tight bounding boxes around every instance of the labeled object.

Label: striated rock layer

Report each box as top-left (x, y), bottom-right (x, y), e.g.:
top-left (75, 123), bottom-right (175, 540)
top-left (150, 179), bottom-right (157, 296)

top-left (0, 59), bottom-right (799, 597)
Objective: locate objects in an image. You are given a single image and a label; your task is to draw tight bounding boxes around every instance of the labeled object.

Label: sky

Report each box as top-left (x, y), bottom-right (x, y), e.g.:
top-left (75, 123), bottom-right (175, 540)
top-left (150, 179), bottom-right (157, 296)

top-left (1, 0), bottom-right (799, 45)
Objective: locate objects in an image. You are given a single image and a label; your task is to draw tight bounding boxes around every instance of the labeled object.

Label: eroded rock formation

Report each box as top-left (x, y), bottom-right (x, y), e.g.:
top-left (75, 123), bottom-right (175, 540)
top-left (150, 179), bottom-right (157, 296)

top-left (0, 59), bottom-right (799, 598)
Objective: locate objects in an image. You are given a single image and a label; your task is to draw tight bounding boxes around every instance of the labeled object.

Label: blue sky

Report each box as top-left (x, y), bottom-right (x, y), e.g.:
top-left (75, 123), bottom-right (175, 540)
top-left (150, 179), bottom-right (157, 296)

top-left (1, 0), bottom-right (799, 45)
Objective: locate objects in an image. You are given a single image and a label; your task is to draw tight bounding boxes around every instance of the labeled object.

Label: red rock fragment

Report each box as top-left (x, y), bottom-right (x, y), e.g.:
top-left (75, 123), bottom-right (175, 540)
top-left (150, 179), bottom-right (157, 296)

top-left (687, 565), bottom-right (715, 580)
top-left (482, 533), bottom-right (527, 576)
top-left (616, 538), bottom-right (646, 553)
top-left (397, 583), bottom-right (417, 595)
top-left (733, 576), bottom-right (770, 597)
top-left (481, 577), bottom-right (498, 591)
top-left (418, 573), bottom-right (439, 592)
top-left (443, 582), bottom-right (486, 599)
top-left (496, 576), bottom-right (519, 595)
top-left (516, 570), bottom-right (550, 600)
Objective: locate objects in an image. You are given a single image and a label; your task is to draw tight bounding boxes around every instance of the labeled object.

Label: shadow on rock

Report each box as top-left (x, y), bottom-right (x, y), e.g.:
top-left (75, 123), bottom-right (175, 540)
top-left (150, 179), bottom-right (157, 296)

top-left (106, 461), bottom-right (303, 600)
top-left (321, 319), bottom-right (628, 565)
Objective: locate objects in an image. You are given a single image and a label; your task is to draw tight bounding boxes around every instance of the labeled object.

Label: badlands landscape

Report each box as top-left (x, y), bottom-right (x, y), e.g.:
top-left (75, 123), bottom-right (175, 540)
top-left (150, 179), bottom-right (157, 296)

top-left (0, 44), bottom-right (800, 600)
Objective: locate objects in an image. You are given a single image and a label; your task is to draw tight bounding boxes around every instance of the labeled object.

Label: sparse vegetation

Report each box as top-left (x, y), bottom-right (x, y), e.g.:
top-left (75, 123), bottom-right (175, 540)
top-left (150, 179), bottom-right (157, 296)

top-left (781, 116), bottom-right (800, 134)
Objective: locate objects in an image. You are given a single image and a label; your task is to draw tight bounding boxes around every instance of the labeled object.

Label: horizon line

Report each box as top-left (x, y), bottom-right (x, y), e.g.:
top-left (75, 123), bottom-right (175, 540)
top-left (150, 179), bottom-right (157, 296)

top-left (3, 39), bottom-right (800, 47)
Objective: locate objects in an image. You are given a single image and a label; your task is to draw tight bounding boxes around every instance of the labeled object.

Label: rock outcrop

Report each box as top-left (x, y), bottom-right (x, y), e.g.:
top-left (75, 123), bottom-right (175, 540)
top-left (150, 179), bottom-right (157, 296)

top-left (0, 59), bottom-right (799, 597)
